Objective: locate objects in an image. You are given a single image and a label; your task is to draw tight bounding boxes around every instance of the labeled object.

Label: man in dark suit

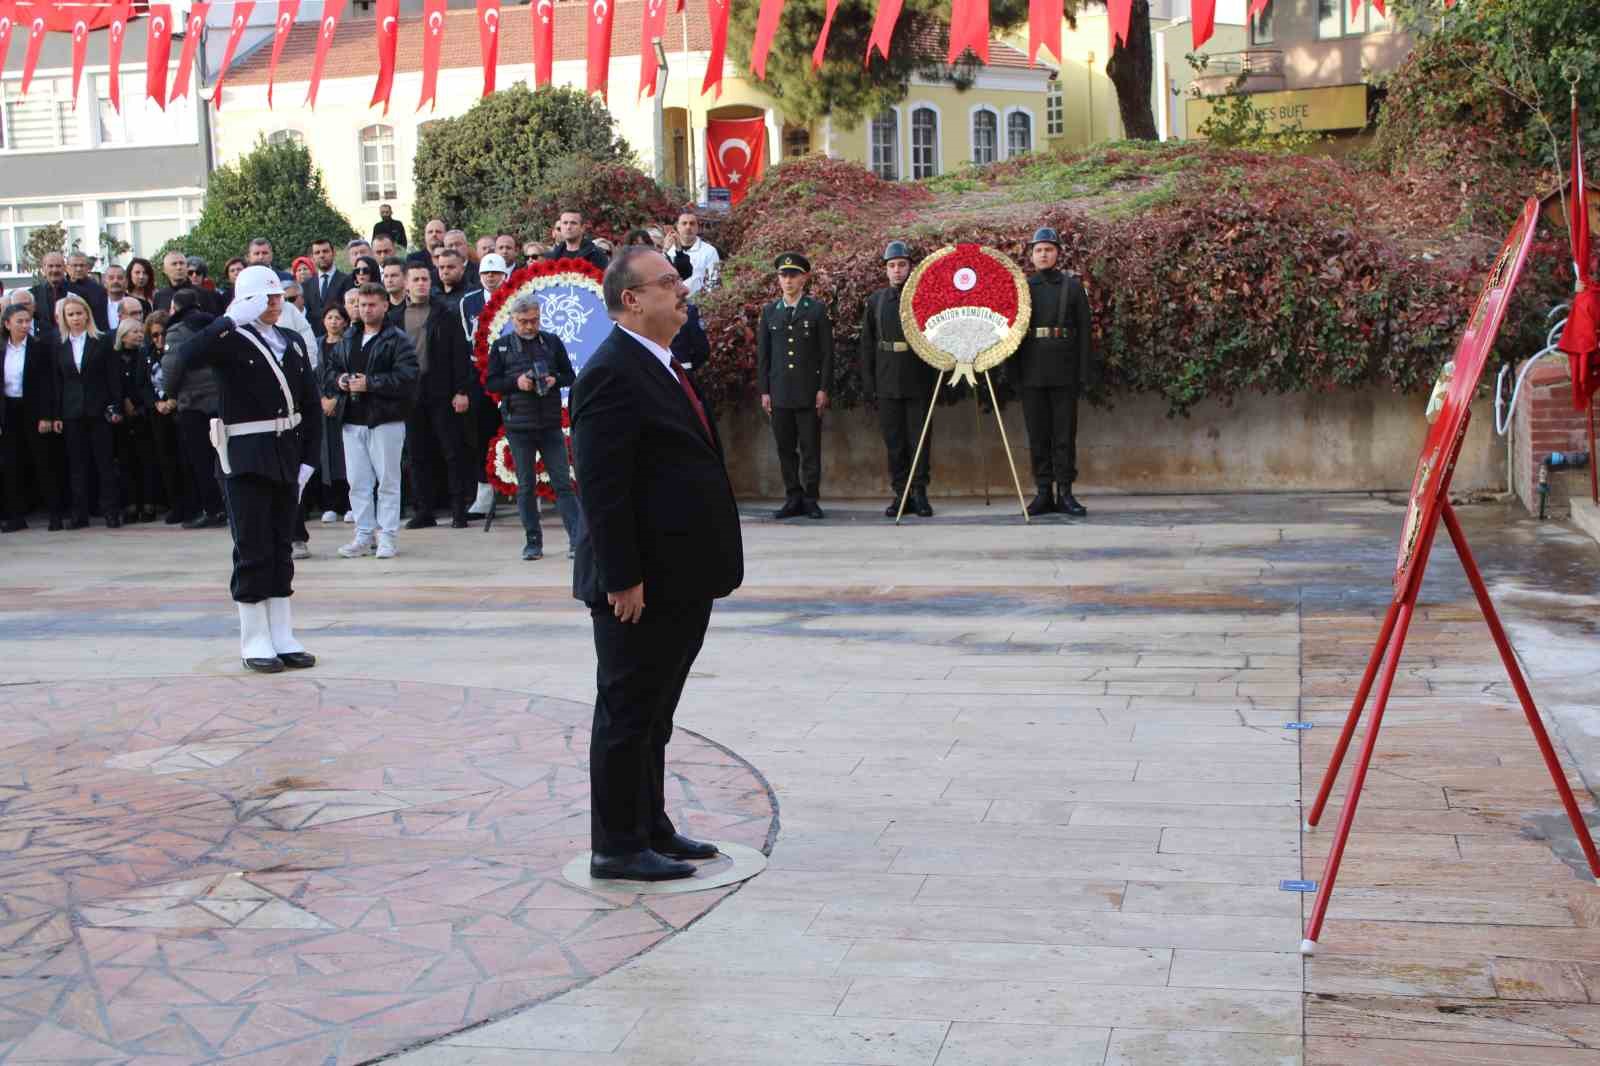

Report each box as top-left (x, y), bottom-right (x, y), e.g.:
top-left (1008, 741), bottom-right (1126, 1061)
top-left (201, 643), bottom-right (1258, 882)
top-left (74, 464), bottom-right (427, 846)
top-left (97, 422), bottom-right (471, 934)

top-left (65, 252), bottom-right (111, 332)
top-left (388, 263), bottom-right (474, 529)
top-left (570, 246), bottom-right (744, 882)
top-left (30, 252), bottom-right (72, 331)
top-left (303, 238), bottom-right (352, 325)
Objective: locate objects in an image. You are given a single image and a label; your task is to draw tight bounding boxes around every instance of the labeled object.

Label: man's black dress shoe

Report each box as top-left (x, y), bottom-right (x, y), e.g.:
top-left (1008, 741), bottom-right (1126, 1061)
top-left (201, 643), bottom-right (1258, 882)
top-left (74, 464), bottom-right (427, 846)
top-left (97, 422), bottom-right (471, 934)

top-left (884, 498), bottom-right (900, 518)
top-left (589, 849), bottom-right (695, 882)
top-left (181, 512), bottom-right (210, 529)
top-left (805, 499), bottom-right (825, 520)
top-left (772, 496), bottom-right (804, 520)
top-left (405, 515), bottom-right (437, 530)
top-left (652, 833), bottom-right (719, 861)
top-left (242, 657), bottom-right (285, 674)
top-left (1058, 488), bottom-right (1087, 517)
top-left (277, 651), bottom-right (316, 670)
top-left (1025, 489), bottom-right (1056, 517)
top-left (912, 490), bottom-right (934, 518)
top-left (1, 519), bottom-right (26, 533)
top-left (104, 513), bottom-right (122, 528)
top-left (47, 517), bottom-right (63, 532)
top-left (67, 517), bottom-right (90, 530)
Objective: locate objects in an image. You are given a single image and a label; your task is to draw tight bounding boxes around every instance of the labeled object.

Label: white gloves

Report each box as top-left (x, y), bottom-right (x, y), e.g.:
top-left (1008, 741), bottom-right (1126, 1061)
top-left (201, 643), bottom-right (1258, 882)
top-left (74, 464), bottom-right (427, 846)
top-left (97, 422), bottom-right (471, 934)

top-left (227, 293), bottom-right (271, 326)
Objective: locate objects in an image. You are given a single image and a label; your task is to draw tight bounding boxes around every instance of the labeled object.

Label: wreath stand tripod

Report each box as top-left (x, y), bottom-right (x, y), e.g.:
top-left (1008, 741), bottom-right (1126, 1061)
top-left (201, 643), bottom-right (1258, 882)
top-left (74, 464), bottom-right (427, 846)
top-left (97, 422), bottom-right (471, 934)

top-left (895, 369), bottom-right (1030, 524)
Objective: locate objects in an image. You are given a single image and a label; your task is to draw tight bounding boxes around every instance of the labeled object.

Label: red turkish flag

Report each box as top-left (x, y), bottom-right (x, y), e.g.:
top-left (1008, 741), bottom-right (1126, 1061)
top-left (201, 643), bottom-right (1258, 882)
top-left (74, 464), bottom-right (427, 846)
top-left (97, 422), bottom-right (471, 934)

top-left (864, 0), bottom-right (903, 66)
top-left (266, 0), bottom-right (300, 108)
top-left (419, 0), bottom-right (446, 111)
top-left (305, 0), bottom-right (344, 106)
top-left (749, 0), bottom-right (782, 80)
top-left (64, 2), bottom-right (91, 107)
top-left (586, 0), bottom-right (614, 100)
top-left (170, 0), bottom-right (210, 103)
top-left (531, 0), bottom-right (553, 87)
top-left (146, 4), bottom-right (174, 109)
top-left (1026, 0), bottom-right (1061, 66)
top-left (477, 0), bottom-right (500, 97)
top-left (0, 2), bottom-right (14, 85)
top-left (104, 0), bottom-right (131, 111)
top-left (1192, 0), bottom-right (1216, 48)
top-left (210, 0), bottom-right (254, 109)
top-left (947, 0), bottom-right (987, 64)
top-left (1108, 0), bottom-right (1131, 46)
top-left (370, 0), bottom-right (399, 111)
top-left (639, 0), bottom-right (669, 96)
top-left (701, 0), bottom-right (728, 98)
top-left (1250, 0), bottom-right (1270, 13)
top-left (811, 0), bottom-right (838, 71)
top-left (705, 116), bottom-right (765, 205)
top-left (1558, 99), bottom-right (1599, 407)
top-left (19, 1), bottom-right (48, 96)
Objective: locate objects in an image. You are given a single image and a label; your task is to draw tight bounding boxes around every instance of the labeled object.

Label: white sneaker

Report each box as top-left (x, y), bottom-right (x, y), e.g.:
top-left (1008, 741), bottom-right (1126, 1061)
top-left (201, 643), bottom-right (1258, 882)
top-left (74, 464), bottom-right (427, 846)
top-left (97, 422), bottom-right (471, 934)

top-left (337, 538), bottom-right (375, 558)
top-left (320, 510), bottom-right (339, 524)
top-left (291, 541), bottom-right (310, 559)
top-left (374, 537), bottom-right (397, 559)
top-left (343, 511), bottom-right (355, 523)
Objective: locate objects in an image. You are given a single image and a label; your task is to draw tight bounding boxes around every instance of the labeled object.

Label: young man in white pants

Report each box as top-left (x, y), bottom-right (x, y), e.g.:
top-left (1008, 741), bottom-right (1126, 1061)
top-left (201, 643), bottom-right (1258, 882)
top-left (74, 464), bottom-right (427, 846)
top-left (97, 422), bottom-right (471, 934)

top-left (321, 283), bottom-right (417, 558)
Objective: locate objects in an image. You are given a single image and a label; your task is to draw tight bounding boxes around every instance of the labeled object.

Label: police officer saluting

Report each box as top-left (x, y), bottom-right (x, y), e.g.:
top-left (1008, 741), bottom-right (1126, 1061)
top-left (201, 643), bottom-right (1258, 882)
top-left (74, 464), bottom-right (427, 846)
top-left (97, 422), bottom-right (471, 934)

top-left (862, 241), bottom-right (937, 518)
top-left (165, 265), bottom-right (322, 673)
top-left (1012, 227), bottom-right (1093, 517)
top-left (757, 252), bottom-right (833, 520)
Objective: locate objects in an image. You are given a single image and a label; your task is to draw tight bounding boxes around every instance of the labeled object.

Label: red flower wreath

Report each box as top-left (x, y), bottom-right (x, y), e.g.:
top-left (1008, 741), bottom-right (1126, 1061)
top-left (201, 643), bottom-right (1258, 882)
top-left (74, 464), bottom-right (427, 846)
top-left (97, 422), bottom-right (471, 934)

top-left (472, 257), bottom-right (606, 401)
top-left (909, 243), bottom-right (1020, 324)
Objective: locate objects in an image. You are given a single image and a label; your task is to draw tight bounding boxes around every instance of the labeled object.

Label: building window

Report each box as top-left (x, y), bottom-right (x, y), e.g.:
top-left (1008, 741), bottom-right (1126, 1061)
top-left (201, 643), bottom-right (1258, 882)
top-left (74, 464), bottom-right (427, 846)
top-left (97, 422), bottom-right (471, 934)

top-left (783, 126), bottom-right (810, 158)
top-left (359, 124), bottom-right (398, 202)
top-left (911, 107), bottom-right (938, 179)
top-left (1318, 0), bottom-right (1387, 38)
top-left (0, 201), bottom-right (87, 275)
top-left (1250, 0), bottom-right (1275, 45)
top-left (1046, 84), bottom-right (1064, 136)
top-left (870, 110), bottom-right (899, 180)
top-left (972, 109), bottom-right (998, 165)
top-left (267, 129), bottom-right (304, 146)
top-left (100, 195), bottom-right (203, 262)
top-left (1, 78), bottom-right (82, 151)
top-left (1007, 111), bottom-right (1032, 157)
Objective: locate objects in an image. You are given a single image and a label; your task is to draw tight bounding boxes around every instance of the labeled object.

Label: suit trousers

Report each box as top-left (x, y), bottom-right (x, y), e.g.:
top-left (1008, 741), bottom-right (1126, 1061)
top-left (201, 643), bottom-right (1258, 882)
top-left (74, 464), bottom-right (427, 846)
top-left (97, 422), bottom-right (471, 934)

top-left (405, 399), bottom-right (468, 518)
top-left (221, 473), bottom-right (295, 603)
top-left (1021, 386), bottom-right (1079, 487)
top-left (1, 399), bottom-right (61, 520)
top-left (176, 409), bottom-right (224, 517)
top-left (116, 418), bottom-right (159, 513)
top-left (770, 407), bottom-right (822, 500)
top-left (63, 417), bottom-right (118, 520)
top-left (468, 386), bottom-right (501, 487)
top-left (879, 396), bottom-right (933, 495)
top-left (589, 597), bottom-right (714, 854)
top-left (344, 421), bottom-right (406, 541)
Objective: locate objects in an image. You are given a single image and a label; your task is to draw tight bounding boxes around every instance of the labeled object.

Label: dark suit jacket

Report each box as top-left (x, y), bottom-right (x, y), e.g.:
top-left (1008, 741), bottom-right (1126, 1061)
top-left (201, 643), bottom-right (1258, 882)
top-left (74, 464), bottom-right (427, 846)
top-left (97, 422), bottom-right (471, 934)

top-left (385, 297), bottom-right (474, 404)
top-left (304, 269), bottom-right (352, 324)
top-left (570, 326), bottom-right (743, 608)
top-left (52, 333), bottom-right (121, 421)
top-left (4, 335), bottom-right (56, 427)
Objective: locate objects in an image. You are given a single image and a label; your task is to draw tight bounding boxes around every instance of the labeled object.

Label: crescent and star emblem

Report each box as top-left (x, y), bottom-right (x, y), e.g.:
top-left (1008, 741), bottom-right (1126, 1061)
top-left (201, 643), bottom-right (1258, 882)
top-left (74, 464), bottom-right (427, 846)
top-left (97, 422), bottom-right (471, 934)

top-left (110, 22), bottom-right (121, 43)
top-left (536, 0), bottom-right (552, 19)
top-left (592, 0), bottom-right (607, 21)
top-left (483, 8), bottom-right (498, 32)
top-left (276, 14), bottom-right (290, 34)
top-left (322, 15), bottom-right (336, 36)
top-left (30, 17), bottom-right (44, 38)
top-left (73, 19), bottom-right (86, 41)
top-left (717, 139), bottom-right (750, 166)
top-left (428, 10), bottom-right (443, 33)
top-left (382, 15), bottom-right (396, 33)
top-left (189, 16), bottom-right (202, 33)
top-left (150, 15), bottom-right (164, 36)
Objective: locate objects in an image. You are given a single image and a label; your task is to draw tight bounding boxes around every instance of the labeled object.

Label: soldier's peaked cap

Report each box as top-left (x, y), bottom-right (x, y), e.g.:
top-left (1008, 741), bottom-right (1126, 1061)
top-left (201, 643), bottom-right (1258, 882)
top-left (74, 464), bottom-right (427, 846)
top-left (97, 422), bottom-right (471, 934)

top-left (883, 241), bottom-right (912, 262)
top-left (1028, 227), bottom-right (1063, 249)
top-left (774, 252), bottom-right (811, 273)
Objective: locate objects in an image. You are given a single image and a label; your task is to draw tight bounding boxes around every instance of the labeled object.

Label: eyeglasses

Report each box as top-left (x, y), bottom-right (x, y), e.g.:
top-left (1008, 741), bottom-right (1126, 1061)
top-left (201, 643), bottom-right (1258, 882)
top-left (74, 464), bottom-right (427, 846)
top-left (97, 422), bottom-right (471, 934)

top-left (627, 273), bottom-right (682, 294)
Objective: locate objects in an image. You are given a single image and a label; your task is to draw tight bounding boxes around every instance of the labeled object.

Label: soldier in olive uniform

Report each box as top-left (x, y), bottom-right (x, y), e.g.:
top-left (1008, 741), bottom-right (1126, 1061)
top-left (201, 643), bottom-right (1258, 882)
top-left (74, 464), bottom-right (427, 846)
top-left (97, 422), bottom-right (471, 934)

top-left (861, 240), bottom-right (938, 518)
top-left (1011, 227), bottom-right (1093, 517)
top-left (757, 253), bottom-right (834, 520)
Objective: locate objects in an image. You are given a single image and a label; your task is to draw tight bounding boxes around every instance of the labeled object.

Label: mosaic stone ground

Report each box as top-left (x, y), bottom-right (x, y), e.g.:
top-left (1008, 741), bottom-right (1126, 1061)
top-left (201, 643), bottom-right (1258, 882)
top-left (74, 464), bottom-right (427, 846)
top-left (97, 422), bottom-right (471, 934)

top-left (0, 677), bottom-right (776, 1065)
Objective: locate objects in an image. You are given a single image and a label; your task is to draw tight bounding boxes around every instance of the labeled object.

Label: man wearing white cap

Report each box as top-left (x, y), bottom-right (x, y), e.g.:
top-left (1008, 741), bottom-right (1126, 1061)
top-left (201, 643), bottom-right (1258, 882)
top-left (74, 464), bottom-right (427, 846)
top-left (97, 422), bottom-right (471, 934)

top-left (164, 265), bottom-right (323, 673)
top-left (459, 253), bottom-right (511, 518)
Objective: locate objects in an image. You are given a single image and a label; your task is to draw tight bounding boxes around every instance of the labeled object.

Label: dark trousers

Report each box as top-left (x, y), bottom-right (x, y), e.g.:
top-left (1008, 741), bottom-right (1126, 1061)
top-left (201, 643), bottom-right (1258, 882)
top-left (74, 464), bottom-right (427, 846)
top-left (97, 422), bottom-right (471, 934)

top-left (771, 406), bottom-right (822, 500)
top-left (589, 597), bottom-right (714, 854)
top-left (505, 424), bottom-right (581, 549)
top-left (177, 409), bottom-right (224, 516)
top-left (879, 395), bottom-right (933, 495)
top-left (149, 412), bottom-right (188, 517)
top-left (63, 417), bottom-right (118, 521)
top-left (222, 473), bottom-right (295, 603)
top-left (116, 417), bottom-right (160, 513)
top-left (1, 399), bottom-right (61, 520)
top-left (468, 385), bottom-right (500, 486)
top-left (1021, 386), bottom-right (1079, 487)
top-left (405, 400), bottom-right (468, 518)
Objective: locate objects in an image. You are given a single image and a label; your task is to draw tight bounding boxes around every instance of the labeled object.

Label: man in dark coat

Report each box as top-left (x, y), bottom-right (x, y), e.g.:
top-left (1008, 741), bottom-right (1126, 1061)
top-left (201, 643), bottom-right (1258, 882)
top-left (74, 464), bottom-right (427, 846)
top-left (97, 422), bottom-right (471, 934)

top-left (756, 252), bottom-right (833, 520)
top-left (570, 246), bottom-right (742, 882)
top-left (303, 238), bottom-right (352, 325)
top-left (546, 209), bottom-right (611, 272)
top-left (164, 266), bottom-right (323, 672)
top-left (372, 204), bottom-right (407, 249)
top-left (389, 263), bottom-right (475, 529)
top-left (861, 240), bottom-right (939, 518)
top-left (29, 252), bottom-right (73, 330)
top-left (1011, 227), bottom-right (1094, 517)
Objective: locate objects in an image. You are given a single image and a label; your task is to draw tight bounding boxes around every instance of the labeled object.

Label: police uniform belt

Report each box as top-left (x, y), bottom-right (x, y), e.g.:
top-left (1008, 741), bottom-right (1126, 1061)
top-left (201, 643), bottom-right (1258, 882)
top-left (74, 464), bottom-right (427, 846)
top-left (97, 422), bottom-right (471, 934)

top-left (879, 341), bottom-right (909, 352)
top-left (208, 414), bottom-right (303, 475)
top-left (1033, 327), bottom-right (1071, 338)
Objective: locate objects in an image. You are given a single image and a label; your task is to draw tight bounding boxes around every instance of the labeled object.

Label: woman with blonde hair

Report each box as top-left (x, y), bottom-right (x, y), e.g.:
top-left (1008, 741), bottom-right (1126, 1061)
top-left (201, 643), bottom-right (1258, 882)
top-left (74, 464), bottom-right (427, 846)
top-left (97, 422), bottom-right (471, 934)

top-left (52, 292), bottom-right (123, 527)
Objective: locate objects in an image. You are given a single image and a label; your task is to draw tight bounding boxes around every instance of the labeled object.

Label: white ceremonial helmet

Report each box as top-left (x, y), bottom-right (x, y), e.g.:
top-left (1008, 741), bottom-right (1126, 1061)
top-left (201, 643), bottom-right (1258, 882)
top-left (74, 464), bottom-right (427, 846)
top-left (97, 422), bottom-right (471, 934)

top-left (233, 265), bottom-right (285, 300)
top-left (479, 253), bottom-right (509, 274)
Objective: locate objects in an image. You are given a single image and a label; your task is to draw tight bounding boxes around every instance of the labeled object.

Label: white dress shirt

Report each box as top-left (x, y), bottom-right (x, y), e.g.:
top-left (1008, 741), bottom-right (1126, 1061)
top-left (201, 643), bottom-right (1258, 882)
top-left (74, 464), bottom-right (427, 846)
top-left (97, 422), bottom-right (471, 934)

top-left (69, 332), bottom-right (87, 372)
top-left (618, 325), bottom-right (677, 374)
top-left (678, 239), bottom-right (721, 296)
top-left (106, 298), bottom-right (122, 331)
top-left (4, 340), bottom-right (25, 399)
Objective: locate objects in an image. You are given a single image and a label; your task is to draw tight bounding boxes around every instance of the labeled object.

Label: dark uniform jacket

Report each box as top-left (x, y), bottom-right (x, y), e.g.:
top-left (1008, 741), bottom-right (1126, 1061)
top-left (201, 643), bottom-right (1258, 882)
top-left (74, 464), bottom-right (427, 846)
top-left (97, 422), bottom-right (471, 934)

top-left (372, 217), bottom-right (408, 247)
top-left (1011, 269), bottom-right (1093, 390)
top-left (485, 330), bottom-right (575, 433)
top-left (672, 304), bottom-right (710, 372)
top-left (166, 318), bottom-right (322, 485)
top-left (756, 295), bottom-right (834, 409)
top-left (52, 333), bottom-right (121, 420)
top-left (860, 285), bottom-right (937, 401)
top-left (319, 324), bottom-right (419, 427)
top-left (385, 297), bottom-right (474, 404)
top-left (154, 282), bottom-right (225, 316)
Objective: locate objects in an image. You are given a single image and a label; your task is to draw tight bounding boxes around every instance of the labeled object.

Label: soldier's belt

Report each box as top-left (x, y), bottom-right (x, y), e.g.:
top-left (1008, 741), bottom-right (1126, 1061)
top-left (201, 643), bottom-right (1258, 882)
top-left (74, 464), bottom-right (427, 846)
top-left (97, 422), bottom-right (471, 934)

top-left (208, 413), bottom-right (303, 476)
top-left (1033, 328), bottom-right (1071, 339)
top-left (878, 341), bottom-right (909, 352)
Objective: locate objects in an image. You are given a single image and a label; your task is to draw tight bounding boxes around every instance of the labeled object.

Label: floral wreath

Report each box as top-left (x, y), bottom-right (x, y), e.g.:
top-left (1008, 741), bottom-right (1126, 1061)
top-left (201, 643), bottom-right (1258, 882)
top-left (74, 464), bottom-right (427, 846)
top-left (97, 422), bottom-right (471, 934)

top-left (901, 244), bottom-right (1030, 387)
top-left (473, 258), bottom-right (603, 501)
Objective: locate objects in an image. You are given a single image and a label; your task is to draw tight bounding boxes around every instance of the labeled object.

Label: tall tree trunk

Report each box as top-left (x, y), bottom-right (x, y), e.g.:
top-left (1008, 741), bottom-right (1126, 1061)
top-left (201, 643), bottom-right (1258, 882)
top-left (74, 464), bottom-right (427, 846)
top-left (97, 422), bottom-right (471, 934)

top-left (1106, 1), bottom-right (1159, 141)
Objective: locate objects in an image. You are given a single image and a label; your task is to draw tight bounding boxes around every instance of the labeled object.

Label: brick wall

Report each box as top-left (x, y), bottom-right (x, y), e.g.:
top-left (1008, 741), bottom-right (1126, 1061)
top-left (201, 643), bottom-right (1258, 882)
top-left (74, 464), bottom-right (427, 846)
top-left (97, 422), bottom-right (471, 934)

top-left (1512, 360), bottom-right (1597, 515)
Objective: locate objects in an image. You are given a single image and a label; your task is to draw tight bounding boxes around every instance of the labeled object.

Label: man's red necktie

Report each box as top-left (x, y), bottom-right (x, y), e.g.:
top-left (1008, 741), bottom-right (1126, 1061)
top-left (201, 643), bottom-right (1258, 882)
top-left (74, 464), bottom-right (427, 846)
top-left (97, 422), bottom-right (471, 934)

top-left (670, 360), bottom-right (713, 442)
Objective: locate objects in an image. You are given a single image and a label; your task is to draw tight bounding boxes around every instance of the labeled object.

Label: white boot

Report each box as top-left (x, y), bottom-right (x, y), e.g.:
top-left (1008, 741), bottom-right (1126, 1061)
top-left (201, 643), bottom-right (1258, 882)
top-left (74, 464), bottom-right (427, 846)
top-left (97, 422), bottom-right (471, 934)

top-left (267, 597), bottom-right (315, 668)
top-left (238, 602), bottom-right (282, 672)
top-left (468, 482), bottom-right (493, 517)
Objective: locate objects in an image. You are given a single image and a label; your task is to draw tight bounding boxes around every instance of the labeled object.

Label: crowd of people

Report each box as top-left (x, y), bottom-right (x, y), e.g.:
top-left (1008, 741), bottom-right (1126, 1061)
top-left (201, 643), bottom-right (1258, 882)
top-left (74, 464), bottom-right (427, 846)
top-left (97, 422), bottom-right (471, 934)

top-left (0, 207), bottom-right (723, 561)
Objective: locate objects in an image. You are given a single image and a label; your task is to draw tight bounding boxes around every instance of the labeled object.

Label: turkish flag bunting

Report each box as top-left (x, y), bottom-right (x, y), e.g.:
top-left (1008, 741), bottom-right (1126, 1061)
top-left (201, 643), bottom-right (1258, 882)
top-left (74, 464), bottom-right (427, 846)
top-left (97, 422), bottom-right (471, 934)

top-left (1026, 0), bottom-right (1061, 66)
top-left (370, 0), bottom-right (399, 111)
top-left (865, 0), bottom-right (903, 66)
top-left (306, 0), bottom-right (345, 106)
top-left (19, 0), bottom-right (48, 96)
top-left (1192, 0), bottom-right (1216, 48)
top-left (947, 0), bottom-right (988, 64)
top-left (749, 0), bottom-right (783, 80)
top-left (170, 1), bottom-right (210, 103)
top-left (586, 0), bottom-right (615, 100)
top-left (702, 0), bottom-right (728, 98)
top-left (477, 0), bottom-right (500, 97)
top-left (64, 2), bottom-right (91, 107)
top-left (811, 0), bottom-right (838, 70)
top-left (1108, 0), bottom-right (1131, 47)
top-left (266, 0), bottom-right (301, 108)
top-left (211, 0), bottom-right (254, 109)
top-left (1558, 100), bottom-right (1598, 407)
top-left (1249, 0), bottom-right (1270, 14)
top-left (0, 2), bottom-right (14, 85)
top-left (105, 0), bottom-right (131, 111)
top-left (419, 0), bottom-right (446, 111)
top-left (705, 116), bottom-right (765, 205)
top-left (146, 4), bottom-right (174, 109)
top-left (531, 0), bottom-right (554, 87)
top-left (640, 0), bottom-right (670, 96)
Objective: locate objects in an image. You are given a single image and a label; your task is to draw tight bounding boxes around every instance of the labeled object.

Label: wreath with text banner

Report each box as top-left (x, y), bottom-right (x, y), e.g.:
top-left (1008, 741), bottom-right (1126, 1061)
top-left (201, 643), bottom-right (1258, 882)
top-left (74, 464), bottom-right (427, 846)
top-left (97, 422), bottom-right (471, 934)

top-left (473, 258), bottom-right (603, 502)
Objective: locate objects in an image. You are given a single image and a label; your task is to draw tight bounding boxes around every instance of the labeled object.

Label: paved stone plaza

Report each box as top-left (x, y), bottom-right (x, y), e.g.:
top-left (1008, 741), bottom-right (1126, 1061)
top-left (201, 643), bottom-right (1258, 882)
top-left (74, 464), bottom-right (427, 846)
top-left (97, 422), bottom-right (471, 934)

top-left (2, 494), bottom-right (1599, 1065)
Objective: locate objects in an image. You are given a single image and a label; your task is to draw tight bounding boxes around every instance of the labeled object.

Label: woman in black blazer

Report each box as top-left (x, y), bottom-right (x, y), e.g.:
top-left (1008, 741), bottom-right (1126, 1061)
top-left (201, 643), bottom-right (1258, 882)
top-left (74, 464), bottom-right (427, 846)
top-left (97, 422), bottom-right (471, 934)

top-left (1, 303), bottom-right (63, 530)
top-left (52, 293), bottom-right (123, 528)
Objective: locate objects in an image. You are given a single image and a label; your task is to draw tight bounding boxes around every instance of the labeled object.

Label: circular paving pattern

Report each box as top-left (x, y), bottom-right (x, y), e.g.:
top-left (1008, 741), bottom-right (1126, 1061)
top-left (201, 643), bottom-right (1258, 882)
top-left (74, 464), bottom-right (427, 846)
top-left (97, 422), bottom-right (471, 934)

top-left (0, 677), bottom-right (776, 1065)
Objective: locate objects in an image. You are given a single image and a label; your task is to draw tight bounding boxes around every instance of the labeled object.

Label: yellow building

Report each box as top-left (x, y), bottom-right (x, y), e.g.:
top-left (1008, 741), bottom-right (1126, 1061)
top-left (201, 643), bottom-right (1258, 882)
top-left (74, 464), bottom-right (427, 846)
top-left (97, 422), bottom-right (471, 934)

top-left (214, 5), bottom-right (1052, 232)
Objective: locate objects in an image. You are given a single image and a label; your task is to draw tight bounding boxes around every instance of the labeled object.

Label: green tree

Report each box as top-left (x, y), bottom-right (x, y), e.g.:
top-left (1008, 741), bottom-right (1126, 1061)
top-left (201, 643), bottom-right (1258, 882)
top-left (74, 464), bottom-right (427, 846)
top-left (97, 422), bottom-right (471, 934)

top-left (21, 223), bottom-right (69, 277)
top-left (170, 137), bottom-right (355, 272)
top-left (411, 85), bottom-right (633, 237)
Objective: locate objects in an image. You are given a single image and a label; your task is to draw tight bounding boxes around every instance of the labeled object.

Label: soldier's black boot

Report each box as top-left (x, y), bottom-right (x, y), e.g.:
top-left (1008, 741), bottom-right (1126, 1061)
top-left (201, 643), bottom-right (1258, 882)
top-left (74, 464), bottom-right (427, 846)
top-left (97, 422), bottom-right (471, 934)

top-left (912, 488), bottom-right (934, 518)
top-left (1058, 484), bottom-right (1087, 517)
top-left (884, 495), bottom-right (901, 518)
top-left (773, 494), bottom-right (805, 520)
top-left (1026, 483), bottom-right (1056, 516)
